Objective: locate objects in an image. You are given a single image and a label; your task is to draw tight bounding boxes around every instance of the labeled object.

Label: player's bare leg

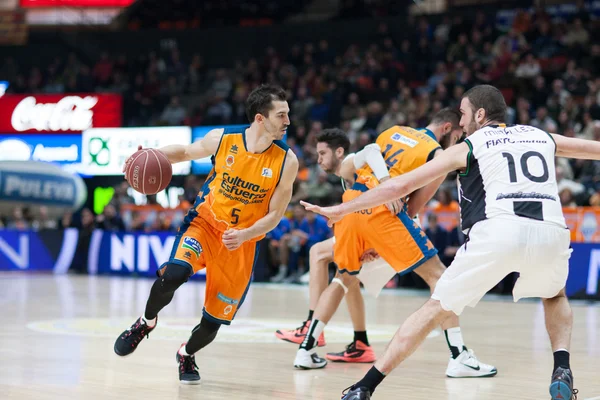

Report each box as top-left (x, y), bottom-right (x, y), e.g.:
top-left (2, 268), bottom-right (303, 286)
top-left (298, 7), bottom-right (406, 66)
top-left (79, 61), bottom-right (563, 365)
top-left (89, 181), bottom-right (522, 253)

top-left (341, 299), bottom-right (450, 399)
top-left (543, 289), bottom-right (577, 400)
top-left (326, 283), bottom-right (376, 363)
top-left (293, 272), bottom-right (360, 369)
top-left (347, 284), bottom-right (366, 331)
top-left (412, 256), bottom-right (497, 378)
top-left (277, 238), bottom-right (375, 362)
top-left (275, 238), bottom-right (332, 346)
top-left (309, 239), bottom-right (333, 311)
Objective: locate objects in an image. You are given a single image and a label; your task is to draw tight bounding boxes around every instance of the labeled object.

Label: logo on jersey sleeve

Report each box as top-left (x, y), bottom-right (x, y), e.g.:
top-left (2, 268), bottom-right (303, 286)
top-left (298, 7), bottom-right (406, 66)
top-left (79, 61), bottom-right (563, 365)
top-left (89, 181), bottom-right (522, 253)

top-left (261, 168), bottom-right (272, 178)
top-left (182, 237), bottom-right (202, 258)
top-left (391, 133), bottom-right (418, 148)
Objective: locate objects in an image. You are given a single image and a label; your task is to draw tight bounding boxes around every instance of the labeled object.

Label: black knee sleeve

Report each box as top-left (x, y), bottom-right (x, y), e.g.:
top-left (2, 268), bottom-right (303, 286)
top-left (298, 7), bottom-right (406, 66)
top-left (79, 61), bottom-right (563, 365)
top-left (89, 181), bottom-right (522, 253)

top-left (186, 318), bottom-right (221, 354)
top-left (159, 263), bottom-right (191, 292)
top-left (144, 264), bottom-right (191, 320)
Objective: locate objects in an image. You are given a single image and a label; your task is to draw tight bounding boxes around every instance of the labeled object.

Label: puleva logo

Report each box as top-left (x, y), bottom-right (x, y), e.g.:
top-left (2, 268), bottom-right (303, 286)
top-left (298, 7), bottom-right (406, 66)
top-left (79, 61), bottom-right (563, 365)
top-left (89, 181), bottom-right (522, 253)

top-left (181, 237), bottom-right (202, 257)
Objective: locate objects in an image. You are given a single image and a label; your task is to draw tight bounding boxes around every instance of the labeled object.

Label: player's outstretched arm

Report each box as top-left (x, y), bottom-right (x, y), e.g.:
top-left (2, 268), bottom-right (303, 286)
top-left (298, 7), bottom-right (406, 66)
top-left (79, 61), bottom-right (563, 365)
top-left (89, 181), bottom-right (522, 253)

top-left (238, 151), bottom-right (299, 241)
top-left (552, 134), bottom-right (600, 160)
top-left (302, 143), bottom-right (469, 225)
top-left (405, 149), bottom-right (447, 218)
top-left (160, 128), bottom-right (224, 163)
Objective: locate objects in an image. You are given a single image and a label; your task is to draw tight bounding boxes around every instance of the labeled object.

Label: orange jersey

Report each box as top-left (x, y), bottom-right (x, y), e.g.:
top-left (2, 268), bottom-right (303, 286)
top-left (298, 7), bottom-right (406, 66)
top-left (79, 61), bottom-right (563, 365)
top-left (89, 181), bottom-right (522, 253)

top-left (352, 126), bottom-right (441, 188)
top-left (196, 126), bottom-right (289, 239)
top-left (334, 126), bottom-right (440, 275)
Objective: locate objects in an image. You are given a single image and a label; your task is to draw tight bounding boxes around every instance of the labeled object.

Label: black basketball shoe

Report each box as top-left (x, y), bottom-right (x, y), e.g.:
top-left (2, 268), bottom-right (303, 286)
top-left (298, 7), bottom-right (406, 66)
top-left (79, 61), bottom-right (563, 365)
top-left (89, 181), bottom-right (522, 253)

top-left (550, 367), bottom-right (578, 400)
top-left (114, 317), bottom-right (156, 356)
top-left (341, 386), bottom-right (371, 400)
top-left (176, 346), bottom-right (201, 385)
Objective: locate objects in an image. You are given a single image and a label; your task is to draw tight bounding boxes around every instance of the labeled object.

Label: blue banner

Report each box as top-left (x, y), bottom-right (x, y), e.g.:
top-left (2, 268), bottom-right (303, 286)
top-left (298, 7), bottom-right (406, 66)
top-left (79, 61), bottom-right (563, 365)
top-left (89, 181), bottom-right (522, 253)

top-left (0, 134), bottom-right (82, 167)
top-left (89, 230), bottom-right (204, 278)
top-left (0, 228), bottom-right (205, 279)
top-left (1, 228), bottom-right (599, 299)
top-left (565, 243), bottom-right (600, 298)
top-left (0, 228), bottom-right (77, 272)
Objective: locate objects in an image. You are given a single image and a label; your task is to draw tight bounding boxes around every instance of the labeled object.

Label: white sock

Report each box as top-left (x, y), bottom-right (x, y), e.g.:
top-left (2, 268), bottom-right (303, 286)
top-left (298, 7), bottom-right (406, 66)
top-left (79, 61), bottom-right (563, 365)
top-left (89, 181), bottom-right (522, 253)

top-left (178, 344), bottom-right (189, 356)
top-left (142, 315), bottom-right (156, 328)
top-left (300, 319), bottom-right (326, 351)
top-left (445, 327), bottom-right (465, 357)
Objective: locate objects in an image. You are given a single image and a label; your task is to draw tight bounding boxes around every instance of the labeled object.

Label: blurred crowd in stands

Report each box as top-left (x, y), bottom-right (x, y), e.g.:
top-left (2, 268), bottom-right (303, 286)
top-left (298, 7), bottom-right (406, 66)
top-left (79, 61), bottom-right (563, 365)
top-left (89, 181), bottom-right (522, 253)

top-left (1, 4), bottom-right (600, 285)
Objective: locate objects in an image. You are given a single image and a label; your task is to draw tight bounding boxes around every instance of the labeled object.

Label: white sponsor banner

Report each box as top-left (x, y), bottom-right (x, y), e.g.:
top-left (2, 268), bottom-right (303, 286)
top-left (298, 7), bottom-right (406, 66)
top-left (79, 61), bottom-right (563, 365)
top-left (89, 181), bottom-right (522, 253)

top-left (81, 127), bottom-right (191, 176)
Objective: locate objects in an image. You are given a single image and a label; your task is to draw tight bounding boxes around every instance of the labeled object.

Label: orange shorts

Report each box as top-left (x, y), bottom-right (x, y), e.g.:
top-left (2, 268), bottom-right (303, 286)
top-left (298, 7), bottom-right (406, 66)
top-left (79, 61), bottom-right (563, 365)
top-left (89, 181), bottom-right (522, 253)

top-left (162, 210), bottom-right (258, 325)
top-left (333, 203), bottom-right (437, 275)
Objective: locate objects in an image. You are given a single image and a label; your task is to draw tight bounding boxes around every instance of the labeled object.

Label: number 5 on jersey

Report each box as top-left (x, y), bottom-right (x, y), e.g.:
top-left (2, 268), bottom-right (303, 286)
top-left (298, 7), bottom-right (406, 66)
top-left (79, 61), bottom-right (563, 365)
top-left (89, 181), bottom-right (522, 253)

top-left (231, 208), bottom-right (241, 225)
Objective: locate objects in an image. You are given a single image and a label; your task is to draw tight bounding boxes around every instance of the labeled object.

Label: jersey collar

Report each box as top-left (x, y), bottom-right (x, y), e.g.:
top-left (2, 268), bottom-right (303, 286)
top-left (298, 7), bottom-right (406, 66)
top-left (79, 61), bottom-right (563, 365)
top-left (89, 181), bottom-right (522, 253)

top-left (420, 127), bottom-right (438, 142)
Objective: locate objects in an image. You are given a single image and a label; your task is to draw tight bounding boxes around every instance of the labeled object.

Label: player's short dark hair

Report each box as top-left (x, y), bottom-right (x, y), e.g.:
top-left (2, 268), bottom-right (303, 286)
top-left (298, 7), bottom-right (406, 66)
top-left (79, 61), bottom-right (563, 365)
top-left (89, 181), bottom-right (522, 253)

top-left (316, 128), bottom-right (350, 154)
top-left (245, 84), bottom-right (287, 123)
top-left (463, 84), bottom-right (507, 123)
top-left (430, 107), bottom-right (461, 130)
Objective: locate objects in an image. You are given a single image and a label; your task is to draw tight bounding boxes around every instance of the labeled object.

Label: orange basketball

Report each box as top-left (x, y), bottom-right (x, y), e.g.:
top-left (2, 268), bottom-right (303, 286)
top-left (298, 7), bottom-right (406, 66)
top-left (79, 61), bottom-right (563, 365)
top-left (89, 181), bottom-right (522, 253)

top-left (126, 148), bottom-right (172, 195)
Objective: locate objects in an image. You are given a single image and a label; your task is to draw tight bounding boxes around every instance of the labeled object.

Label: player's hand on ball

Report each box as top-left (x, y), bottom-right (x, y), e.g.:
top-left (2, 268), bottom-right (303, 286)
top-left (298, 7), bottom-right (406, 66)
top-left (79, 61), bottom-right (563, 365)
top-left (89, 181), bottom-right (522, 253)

top-left (300, 201), bottom-right (344, 227)
top-left (122, 145), bottom-right (143, 176)
top-left (359, 248), bottom-right (380, 263)
top-left (222, 229), bottom-right (249, 251)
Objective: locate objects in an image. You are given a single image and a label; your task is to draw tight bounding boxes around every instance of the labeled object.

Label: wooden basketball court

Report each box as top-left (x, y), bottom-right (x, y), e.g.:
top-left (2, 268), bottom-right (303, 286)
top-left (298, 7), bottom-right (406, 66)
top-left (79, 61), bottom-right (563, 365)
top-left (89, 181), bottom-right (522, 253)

top-left (2, 274), bottom-right (599, 399)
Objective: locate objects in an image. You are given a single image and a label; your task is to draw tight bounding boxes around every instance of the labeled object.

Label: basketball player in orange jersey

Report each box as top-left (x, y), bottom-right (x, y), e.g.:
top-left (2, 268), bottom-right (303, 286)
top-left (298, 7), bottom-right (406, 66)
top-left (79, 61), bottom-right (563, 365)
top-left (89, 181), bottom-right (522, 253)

top-left (275, 151), bottom-right (388, 363)
top-left (276, 121), bottom-right (454, 359)
top-left (113, 84), bottom-right (298, 385)
top-left (293, 110), bottom-right (497, 379)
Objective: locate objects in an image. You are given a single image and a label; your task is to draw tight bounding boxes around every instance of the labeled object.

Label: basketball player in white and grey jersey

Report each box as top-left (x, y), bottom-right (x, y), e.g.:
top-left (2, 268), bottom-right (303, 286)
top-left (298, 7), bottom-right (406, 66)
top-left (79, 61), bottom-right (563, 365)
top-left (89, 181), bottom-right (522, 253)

top-left (301, 85), bottom-right (596, 400)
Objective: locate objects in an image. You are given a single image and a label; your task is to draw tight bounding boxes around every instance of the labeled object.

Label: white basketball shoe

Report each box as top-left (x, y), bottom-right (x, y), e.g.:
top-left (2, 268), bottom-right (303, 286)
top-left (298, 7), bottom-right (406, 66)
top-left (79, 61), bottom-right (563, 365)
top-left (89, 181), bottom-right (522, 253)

top-left (293, 348), bottom-right (328, 369)
top-left (446, 348), bottom-right (498, 378)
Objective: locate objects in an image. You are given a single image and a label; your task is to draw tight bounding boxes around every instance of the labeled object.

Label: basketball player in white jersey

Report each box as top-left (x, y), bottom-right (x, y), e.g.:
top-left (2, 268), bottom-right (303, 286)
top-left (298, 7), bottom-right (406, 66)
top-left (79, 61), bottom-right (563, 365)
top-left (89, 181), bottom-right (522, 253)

top-left (302, 84), bottom-right (594, 400)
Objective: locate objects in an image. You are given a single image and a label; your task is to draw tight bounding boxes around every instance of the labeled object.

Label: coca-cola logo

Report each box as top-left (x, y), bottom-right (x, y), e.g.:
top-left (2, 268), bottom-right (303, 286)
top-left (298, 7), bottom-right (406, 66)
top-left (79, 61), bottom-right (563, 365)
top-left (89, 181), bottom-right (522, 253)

top-left (11, 95), bottom-right (98, 132)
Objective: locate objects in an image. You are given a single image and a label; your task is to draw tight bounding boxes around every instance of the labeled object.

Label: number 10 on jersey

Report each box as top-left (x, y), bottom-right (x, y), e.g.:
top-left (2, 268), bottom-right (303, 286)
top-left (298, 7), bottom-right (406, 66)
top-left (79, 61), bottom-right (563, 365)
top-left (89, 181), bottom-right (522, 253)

top-left (501, 151), bottom-right (549, 183)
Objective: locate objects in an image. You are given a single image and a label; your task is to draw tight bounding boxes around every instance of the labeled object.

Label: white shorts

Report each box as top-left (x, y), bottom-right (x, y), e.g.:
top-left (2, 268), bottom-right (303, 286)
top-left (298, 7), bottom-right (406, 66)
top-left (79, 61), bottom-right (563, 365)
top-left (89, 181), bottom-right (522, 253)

top-left (431, 216), bottom-right (572, 315)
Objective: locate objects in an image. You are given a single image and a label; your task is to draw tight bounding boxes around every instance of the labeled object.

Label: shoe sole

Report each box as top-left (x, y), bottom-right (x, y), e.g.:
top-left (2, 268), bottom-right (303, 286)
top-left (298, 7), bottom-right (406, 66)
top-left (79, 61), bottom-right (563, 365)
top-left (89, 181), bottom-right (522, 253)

top-left (326, 357), bottom-right (376, 363)
top-left (550, 381), bottom-right (573, 400)
top-left (446, 370), bottom-right (498, 378)
top-left (293, 363), bottom-right (327, 370)
top-left (180, 379), bottom-right (201, 385)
